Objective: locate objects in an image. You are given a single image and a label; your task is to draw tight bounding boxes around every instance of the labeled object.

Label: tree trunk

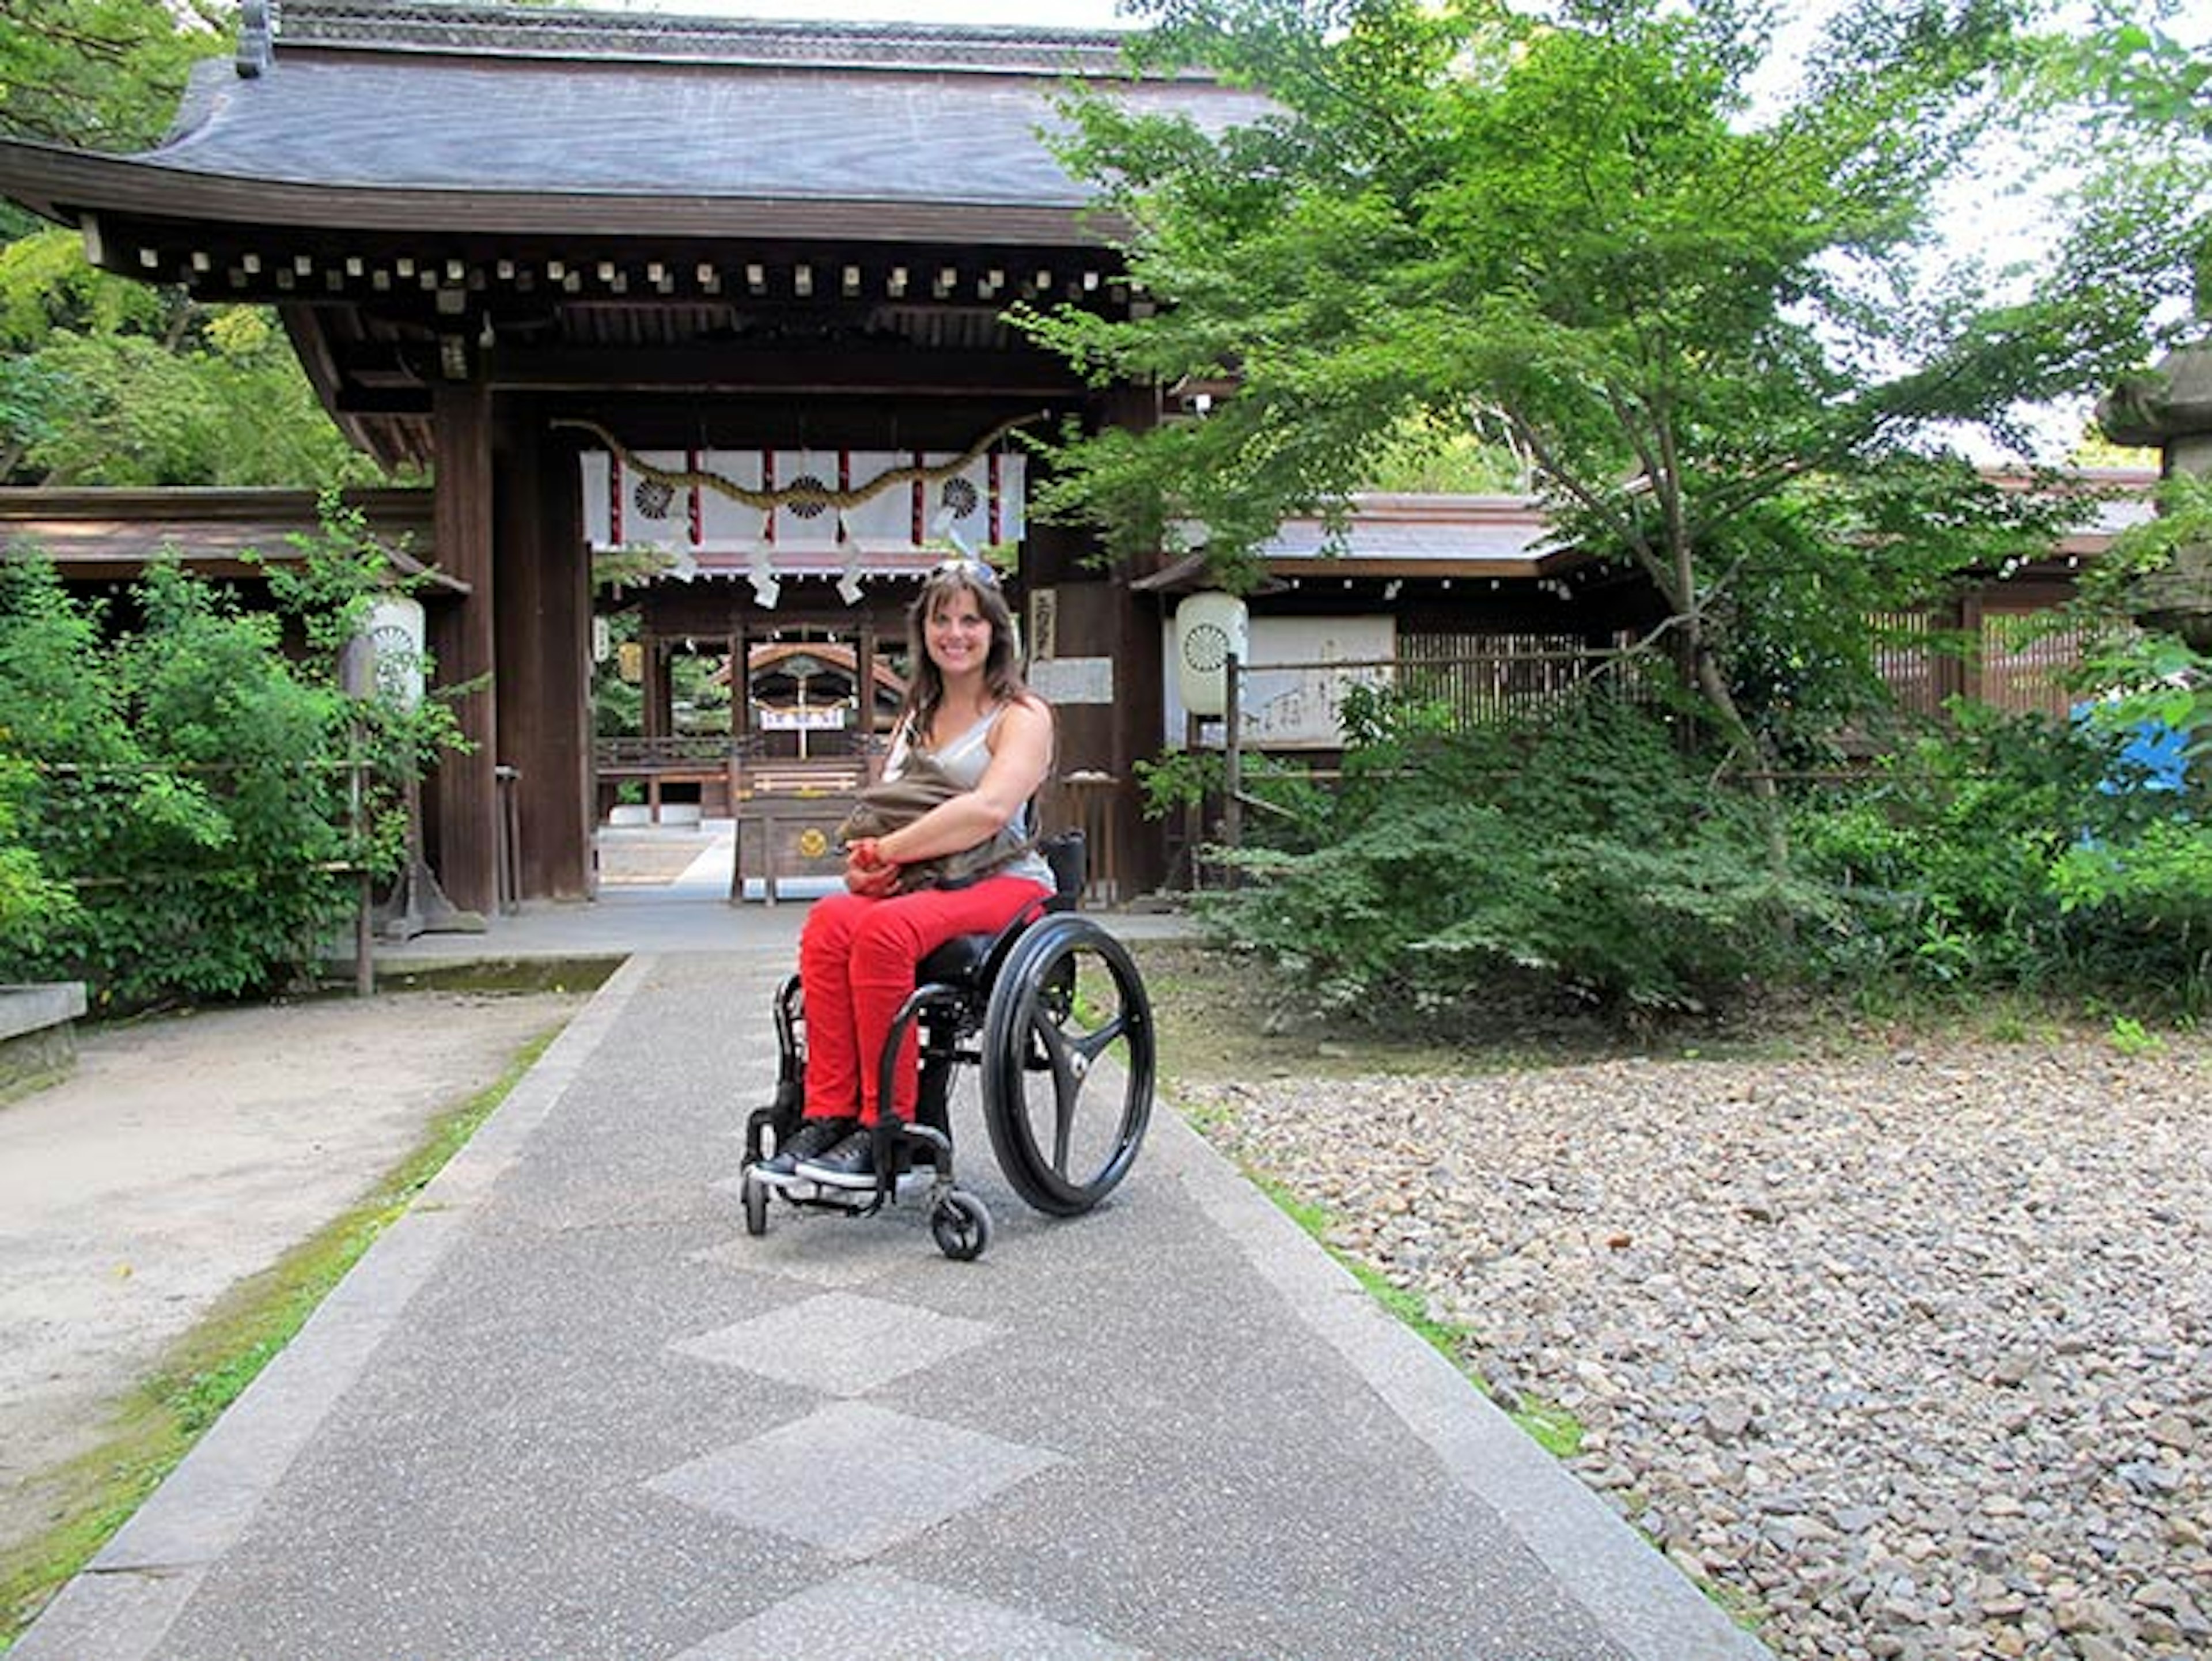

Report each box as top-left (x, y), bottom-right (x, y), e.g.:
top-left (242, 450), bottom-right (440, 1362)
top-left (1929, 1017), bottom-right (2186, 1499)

top-left (1691, 635), bottom-right (1793, 902)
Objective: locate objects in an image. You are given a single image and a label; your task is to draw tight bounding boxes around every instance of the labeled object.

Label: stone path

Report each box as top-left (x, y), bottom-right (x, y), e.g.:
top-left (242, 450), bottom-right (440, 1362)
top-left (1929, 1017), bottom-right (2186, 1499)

top-left (16, 951), bottom-right (1763, 1661)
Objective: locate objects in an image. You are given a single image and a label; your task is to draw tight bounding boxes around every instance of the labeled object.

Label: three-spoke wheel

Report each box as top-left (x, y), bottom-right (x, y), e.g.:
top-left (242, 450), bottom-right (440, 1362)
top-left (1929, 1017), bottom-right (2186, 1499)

top-left (979, 915), bottom-right (1155, 1216)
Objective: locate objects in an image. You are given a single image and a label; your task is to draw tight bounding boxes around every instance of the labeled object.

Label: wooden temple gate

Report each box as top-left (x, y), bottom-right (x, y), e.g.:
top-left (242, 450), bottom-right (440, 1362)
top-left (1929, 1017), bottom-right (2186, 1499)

top-left (0, 0), bottom-right (1230, 911)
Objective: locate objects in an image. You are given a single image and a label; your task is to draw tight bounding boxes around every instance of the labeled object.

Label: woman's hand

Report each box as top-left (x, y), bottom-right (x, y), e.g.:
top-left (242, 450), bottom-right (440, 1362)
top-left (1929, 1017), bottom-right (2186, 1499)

top-left (843, 838), bottom-right (900, 896)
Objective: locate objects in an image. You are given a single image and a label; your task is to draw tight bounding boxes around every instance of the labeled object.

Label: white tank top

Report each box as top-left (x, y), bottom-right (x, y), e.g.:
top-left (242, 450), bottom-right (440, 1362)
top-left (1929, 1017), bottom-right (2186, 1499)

top-left (888, 705), bottom-right (1054, 889)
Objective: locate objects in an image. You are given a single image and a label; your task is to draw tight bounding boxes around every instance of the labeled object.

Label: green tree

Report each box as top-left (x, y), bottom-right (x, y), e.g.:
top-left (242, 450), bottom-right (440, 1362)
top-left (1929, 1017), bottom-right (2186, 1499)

top-left (2028, 0), bottom-right (2210, 332)
top-left (0, 0), bottom-right (228, 152)
top-left (1, 1), bottom-right (383, 486)
top-left (1020, 0), bottom-right (2174, 780)
top-left (0, 501), bottom-right (465, 1009)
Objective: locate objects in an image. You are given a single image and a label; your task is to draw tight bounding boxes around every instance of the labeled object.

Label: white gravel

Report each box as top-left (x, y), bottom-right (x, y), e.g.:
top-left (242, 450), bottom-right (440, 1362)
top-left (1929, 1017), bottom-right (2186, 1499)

top-left (1178, 1034), bottom-right (2212, 1660)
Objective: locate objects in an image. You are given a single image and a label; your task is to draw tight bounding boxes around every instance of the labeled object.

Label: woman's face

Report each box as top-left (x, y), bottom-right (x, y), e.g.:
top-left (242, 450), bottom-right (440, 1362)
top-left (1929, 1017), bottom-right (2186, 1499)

top-left (925, 585), bottom-right (994, 679)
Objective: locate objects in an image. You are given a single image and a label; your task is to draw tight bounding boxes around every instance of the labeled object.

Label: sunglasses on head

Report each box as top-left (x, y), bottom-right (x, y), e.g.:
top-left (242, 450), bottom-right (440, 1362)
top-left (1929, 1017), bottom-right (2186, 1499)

top-left (933, 555), bottom-right (1002, 588)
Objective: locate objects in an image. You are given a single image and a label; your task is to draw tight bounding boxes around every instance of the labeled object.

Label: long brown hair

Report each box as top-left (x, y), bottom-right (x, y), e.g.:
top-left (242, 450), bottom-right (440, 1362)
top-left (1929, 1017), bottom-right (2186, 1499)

top-left (900, 558), bottom-right (1031, 743)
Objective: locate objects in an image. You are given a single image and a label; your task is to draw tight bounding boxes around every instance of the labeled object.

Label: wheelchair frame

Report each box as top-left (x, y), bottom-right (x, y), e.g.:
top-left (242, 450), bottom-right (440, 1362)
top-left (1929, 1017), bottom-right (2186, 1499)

top-left (738, 830), bottom-right (1157, 1260)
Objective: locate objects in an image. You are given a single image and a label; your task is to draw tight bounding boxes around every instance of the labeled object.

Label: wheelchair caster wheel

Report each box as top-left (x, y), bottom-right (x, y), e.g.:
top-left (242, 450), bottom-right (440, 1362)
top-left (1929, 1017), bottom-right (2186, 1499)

top-left (930, 1190), bottom-right (991, 1261)
top-left (741, 1170), bottom-right (770, 1238)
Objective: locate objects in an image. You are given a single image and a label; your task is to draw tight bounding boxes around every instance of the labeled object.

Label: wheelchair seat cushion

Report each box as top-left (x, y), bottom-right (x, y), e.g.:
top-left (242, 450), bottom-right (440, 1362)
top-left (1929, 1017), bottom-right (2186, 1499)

top-left (917, 930), bottom-right (997, 989)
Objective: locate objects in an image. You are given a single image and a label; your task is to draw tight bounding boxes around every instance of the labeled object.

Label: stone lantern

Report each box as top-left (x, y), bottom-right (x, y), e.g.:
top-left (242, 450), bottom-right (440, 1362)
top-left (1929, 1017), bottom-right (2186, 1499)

top-left (2098, 346), bottom-right (2212, 650)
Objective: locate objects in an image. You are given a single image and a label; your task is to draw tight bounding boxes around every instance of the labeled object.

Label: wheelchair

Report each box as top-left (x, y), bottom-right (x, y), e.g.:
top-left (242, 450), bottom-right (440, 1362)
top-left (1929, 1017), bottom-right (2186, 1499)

top-left (738, 831), bottom-right (1156, 1261)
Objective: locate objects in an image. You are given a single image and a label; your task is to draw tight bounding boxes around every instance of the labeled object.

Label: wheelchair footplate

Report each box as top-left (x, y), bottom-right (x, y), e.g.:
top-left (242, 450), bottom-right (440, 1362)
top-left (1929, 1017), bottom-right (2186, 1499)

top-left (740, 1108), bottom-right (993, 1262)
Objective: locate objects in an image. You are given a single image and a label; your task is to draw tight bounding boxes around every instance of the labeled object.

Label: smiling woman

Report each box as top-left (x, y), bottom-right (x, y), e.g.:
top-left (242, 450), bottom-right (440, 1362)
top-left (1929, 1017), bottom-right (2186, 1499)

top-left (757, 558), bottom-right (1059, 1190)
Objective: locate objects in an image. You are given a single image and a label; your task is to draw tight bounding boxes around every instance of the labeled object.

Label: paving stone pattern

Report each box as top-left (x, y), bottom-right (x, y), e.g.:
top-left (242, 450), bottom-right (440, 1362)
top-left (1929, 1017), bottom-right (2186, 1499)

top-left (28, 951), bottom-right (1741, 1661)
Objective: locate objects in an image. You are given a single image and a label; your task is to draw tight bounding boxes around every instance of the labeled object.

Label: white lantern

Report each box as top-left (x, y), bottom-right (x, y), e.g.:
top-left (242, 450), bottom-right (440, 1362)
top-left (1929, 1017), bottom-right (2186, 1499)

top-left (1175, 590), bottom-right (1248, 718)
top-left (357, 594), bottom-right (427, 709)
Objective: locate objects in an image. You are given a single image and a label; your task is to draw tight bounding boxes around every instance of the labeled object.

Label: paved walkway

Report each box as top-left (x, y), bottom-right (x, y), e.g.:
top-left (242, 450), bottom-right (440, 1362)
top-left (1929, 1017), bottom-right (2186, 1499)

top-left (18, 833), bottom-right (1769, 1659)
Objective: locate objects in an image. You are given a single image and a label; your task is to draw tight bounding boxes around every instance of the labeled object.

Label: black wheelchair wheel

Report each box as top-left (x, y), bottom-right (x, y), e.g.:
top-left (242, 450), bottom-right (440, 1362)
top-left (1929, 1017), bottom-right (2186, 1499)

top-left (979, 915), bottom-right (1155, 1216)
top-left (930, 1190), bottom-right (992, 1261)
top-left (741, 1171), bottom-right (770, 1237)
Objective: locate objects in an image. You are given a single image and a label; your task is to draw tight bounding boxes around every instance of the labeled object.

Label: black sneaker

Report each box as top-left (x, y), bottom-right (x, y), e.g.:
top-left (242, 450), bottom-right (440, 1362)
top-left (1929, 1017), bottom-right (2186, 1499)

top-left (756, 1116), bottom-right (857, 1185)
top-left (793, 1126), bottom-right (878, 1189)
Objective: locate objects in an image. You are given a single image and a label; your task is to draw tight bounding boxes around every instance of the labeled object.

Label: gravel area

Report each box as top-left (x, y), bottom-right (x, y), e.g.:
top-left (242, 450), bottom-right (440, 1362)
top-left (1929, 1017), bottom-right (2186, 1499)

top-left (1180, 1035), bottom-right (2212, 1661)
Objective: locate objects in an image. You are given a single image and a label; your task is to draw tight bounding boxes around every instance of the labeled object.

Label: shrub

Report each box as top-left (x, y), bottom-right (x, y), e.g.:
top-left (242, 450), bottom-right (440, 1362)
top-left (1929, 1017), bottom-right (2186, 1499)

top-left (0, 557), bottom-right (350, 1005)
top-left (1203, 696), bottom-right (1808, 1016)
top-left (0, 747), bottom-right (74, 952)
top-left (1794, 699), bottom-right (2209, 1005)
top-left (0, 501), bottom-right (461, 1009)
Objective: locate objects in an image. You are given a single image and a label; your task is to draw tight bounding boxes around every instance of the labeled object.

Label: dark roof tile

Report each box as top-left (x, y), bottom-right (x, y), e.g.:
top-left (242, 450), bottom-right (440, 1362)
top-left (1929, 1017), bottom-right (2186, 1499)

top-left (132, 1), bottom-right (1266, 209)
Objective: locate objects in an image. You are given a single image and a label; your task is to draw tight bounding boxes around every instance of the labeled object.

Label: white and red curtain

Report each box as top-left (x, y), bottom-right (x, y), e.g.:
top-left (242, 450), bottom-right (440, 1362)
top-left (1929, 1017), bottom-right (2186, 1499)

top-left (580, 448), bottom-right (1025, 562)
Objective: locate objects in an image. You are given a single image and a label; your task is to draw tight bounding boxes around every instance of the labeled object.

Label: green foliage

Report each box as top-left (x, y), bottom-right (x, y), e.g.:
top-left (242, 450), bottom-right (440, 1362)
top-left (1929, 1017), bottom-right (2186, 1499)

top-left (1793, 706), bottom-right (2101, 985)
top-left (0, 227), bottom-right (169, 347)
top-left (0, 555), bottom-right (333, 1005)
top-left (2105, 1013), bottom-right (2166, 1057)
top-left (1794, 700), bottom-right (2209, 1002)
top-left (0, 0), bottom-right (229, 152)
top-left (257, 493), bottom-right (474, 878)
top-left (0, 10), bottom-right (380, 488)
top-left (0, 308), bottom-right (378, 487)
top-left (1132, 747), bottom-right (1224, 818)
top-left (2021, 1), bottom-right (2211, 339)
top-left (0, 744), bottom-right (75, 950)
top-left (1363, 408), bottom-right (1529, 494)
top-left (1203, 682), bottom-right (2209, 1019)
top-left (1204, 699), bottom-right (1808, 1015)
top-left (2051, 817), bottom-right (2212, 975)
top-left (591, 608), bottom-right (642, 738)
top-left (1022, 0), bottom-right (2172, 766)
top-left (0, 501), bottom-right (465, 1009)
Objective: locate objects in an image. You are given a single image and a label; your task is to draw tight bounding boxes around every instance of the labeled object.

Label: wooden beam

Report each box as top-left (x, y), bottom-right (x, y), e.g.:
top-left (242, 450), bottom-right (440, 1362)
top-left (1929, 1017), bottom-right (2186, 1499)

top-left (486, 345), bottom-right (1085, 398)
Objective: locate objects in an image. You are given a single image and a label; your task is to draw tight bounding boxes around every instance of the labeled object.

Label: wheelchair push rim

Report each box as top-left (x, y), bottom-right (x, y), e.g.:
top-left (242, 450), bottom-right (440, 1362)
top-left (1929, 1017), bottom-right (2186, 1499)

top-left (979, 914), bottom-right (1155, 1216)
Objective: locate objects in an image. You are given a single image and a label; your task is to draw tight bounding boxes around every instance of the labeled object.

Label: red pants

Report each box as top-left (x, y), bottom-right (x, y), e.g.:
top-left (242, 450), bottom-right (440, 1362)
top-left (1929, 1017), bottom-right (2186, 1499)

top-left (798, 874), bottom-right (1052, 1124)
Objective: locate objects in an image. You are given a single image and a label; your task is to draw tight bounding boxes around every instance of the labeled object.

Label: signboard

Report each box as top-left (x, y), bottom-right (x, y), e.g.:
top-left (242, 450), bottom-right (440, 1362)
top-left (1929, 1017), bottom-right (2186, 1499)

top-left (759, 707), bottom-right (849, 732)
top-left (1029, 656), bottom-right (1115, 705)
top-left (1028, 587), bottom-right (1059, 661)
top-left (1162, 615), bottom-right (1396, 748)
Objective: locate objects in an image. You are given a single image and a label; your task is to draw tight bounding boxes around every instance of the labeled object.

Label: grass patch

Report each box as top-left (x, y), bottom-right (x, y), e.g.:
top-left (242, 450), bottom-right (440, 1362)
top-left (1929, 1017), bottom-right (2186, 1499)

top-left (1234, 1161), bottom-right (1586, 1462)
top-left (0, 1020), bottom-right (567, 1652)
top-left (340, 956), bottom-right (621, 997)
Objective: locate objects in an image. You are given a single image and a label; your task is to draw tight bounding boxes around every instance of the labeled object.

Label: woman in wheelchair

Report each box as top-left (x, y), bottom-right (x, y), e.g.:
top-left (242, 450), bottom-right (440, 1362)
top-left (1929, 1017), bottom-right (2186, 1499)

top-left (756, 555), bottom-right (1057, 1190)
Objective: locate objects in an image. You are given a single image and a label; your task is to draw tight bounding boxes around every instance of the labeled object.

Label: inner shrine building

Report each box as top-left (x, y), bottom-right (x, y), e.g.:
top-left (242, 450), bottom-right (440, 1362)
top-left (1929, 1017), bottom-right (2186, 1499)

top-left (0, 0), bottom-right (1278, 910)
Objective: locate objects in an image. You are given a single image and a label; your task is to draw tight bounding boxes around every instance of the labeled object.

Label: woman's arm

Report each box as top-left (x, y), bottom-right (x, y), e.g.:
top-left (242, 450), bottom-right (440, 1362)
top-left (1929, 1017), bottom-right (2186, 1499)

top-left (872, 696), bottom-right (1052, 868)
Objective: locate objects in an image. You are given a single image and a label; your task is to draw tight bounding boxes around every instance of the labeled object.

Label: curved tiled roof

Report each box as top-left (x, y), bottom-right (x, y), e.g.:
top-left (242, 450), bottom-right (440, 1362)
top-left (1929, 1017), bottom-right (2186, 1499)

top-left (0, 2), bottom-right (1268, 470)
top-left (0, 0), bottom-right (1262, 232)
top-left (263, 2), bottom-right (1146, 73)
top-left (155, 55), bottom-right (1205, 209)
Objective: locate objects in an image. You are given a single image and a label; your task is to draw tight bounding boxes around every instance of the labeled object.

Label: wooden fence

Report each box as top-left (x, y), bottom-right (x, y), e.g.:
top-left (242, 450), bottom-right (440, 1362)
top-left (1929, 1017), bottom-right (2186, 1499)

top-left (1872, 610), bottom-right (2100, 723)
top-left (1232, 615), bottom-right (2091, 755)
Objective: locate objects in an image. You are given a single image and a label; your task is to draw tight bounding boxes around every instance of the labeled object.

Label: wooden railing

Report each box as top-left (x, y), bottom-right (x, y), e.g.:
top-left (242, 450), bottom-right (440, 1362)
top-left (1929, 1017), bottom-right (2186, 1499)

top-left (596, 735), bottom-right (736, 769)
top-left (594, 736), bottom-right (738, 823)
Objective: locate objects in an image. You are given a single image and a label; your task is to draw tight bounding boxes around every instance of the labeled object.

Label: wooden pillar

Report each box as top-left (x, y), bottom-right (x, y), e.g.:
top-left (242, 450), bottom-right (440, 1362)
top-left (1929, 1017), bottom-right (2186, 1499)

top-left (495, 404), bottom-right (593, 901)
top-left (1954, 592), bottom-right (1983, 707)
top-left (429, 380), bottom-right (499, 916)
top-left (1008, 385), bottom-right (1169, 894)
top-left (643, 635), bottom-right (671, 739)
